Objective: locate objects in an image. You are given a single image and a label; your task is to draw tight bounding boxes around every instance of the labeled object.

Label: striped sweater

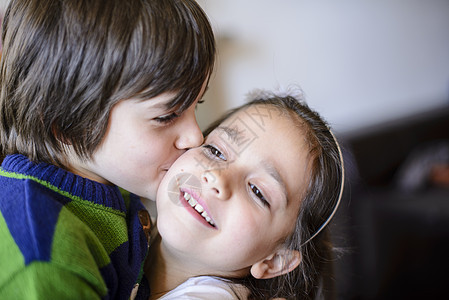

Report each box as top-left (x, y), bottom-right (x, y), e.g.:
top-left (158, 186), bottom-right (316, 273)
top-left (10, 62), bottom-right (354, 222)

top-left (0, 154), bottom-right (150, 299)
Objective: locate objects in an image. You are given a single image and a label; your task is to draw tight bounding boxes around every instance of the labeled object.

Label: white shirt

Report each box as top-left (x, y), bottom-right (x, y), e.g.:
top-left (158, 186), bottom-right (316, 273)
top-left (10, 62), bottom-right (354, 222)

top-left (158, 276), bottom-right (249, 299)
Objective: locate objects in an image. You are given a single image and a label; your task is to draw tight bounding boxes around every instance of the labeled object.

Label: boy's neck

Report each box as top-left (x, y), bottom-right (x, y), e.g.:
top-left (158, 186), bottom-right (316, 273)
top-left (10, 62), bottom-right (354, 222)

top-left (146, 235), bottom-right (196, 299)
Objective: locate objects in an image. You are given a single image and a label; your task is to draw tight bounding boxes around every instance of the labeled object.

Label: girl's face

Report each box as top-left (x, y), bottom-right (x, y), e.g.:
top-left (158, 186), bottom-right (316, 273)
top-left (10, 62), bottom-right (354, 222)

top-left (156, 104), bottom-right (311, 277)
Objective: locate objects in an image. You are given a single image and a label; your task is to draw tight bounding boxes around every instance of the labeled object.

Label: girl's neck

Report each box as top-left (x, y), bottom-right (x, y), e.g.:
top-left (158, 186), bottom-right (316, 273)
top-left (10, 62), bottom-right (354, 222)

top-left (145, 235), bottom-right (251, 299)
top-left (145, 235), bottom-right (196, 299)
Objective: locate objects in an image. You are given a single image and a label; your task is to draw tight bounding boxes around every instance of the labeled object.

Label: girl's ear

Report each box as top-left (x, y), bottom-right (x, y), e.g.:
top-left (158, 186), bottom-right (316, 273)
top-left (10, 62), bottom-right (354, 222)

top-left (250, 249), bottom-right (301, 279)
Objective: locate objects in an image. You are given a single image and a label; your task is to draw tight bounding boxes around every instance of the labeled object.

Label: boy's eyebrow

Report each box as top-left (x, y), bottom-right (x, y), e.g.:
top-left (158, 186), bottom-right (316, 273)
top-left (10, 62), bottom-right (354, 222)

top-left (152, 103), bottom-right (168, 110)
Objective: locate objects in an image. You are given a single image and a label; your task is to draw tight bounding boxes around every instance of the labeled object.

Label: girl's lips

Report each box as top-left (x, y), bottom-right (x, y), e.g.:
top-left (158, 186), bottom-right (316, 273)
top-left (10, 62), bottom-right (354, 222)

top-left (179, 188), bottom-right (217, 229)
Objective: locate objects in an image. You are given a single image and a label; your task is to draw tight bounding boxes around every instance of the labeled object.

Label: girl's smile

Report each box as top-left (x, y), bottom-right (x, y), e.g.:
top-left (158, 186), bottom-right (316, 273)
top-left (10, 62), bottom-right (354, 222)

top-left (179, 188), bottom-right (217, 229)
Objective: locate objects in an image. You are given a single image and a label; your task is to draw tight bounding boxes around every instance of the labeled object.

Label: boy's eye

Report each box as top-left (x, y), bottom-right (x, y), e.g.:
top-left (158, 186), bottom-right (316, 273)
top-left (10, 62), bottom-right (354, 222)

top-left (203, 144), bottom-right (227, 161)
top-left (154, 112), bottom-right (179, 124)
top-left (195, 99), bottom-right (205, 110)
top-left (249, 183), bottom-right (270, 208)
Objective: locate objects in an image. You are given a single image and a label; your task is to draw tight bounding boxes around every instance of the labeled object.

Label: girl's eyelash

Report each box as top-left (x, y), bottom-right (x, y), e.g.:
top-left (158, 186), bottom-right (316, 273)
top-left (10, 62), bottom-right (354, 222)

top-left (154, 112), bottom-right (179, 124)
top-left (249, 183), bottom-right (270, 208)
top-left (203, 144), bottom-right (227, 161)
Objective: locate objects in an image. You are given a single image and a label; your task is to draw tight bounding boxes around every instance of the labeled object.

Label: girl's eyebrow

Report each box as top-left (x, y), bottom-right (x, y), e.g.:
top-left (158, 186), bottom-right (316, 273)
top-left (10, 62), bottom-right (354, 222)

top-left (262, 162), bottom-right (288, 207)
top-left (215, 126), bottom-right (244, 145)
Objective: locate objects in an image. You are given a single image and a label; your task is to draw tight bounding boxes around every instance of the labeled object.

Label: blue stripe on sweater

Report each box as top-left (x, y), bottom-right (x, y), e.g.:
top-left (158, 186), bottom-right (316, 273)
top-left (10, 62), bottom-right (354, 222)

top-left (0, 178), bottom-right (71, 265)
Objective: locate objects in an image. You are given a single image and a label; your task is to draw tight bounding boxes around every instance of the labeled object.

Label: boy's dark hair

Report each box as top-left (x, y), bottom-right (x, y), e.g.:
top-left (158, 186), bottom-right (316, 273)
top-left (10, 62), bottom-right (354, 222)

top-left (0, 0), bottom-right (215, 167)
top-left (204, 93), bottom-right (344, 299)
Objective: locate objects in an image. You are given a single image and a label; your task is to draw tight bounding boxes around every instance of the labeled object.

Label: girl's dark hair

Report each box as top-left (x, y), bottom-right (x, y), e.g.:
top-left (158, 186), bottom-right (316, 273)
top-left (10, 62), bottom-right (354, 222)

top-left (0, 0), bottom-right (215, 167)
top-left (204, 90), bottom-right (344, 299)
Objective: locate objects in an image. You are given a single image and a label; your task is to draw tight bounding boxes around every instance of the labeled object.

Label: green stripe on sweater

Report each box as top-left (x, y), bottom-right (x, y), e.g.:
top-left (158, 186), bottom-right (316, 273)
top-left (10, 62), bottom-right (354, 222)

top-left (0, 212), bottom-right (26, 286)
top-left (51, 207), bottom-right (109, 296)
top-left (0, 261), bottom-right (105, 299)
top-left (64, 201), bottom-right (128, 255)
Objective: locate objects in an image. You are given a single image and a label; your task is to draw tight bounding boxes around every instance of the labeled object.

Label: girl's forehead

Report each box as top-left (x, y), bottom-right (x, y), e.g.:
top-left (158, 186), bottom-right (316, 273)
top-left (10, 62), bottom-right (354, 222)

top-left (221, 104), bottom-right (279, 128)
top-left (218, 104), bottom-right (299, 142)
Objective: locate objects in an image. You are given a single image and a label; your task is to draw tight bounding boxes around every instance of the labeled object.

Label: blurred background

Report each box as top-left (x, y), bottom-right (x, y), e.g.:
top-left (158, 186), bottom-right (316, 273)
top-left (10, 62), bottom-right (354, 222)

top-left (195, 1), bottom-right (449, 299)
top-left (1, 0), bottom-right (448, 299)
top-left (195, 0), bottom-right (449, 135)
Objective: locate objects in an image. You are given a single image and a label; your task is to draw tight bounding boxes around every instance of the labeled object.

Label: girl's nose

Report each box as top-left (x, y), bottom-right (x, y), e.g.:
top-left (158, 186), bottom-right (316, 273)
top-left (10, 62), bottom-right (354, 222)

top-left (201, 170), bottom-right (231, 200)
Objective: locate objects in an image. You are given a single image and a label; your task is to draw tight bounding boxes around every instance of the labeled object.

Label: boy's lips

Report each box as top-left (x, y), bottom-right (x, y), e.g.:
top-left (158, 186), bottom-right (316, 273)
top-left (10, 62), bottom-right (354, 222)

top-left (160, 165), bottom-right (171, 172)
top-left (179, 187), bottom-right (217, 229)
top-left (160, 158), bottom-right (178, 172)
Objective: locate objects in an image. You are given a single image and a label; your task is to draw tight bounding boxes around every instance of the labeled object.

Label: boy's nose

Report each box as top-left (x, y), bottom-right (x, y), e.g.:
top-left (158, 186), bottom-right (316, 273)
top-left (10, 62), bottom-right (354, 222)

top-left (175, 117), bottom-right (204, 150)
top-left (201, 170), bottom-right (231, 200)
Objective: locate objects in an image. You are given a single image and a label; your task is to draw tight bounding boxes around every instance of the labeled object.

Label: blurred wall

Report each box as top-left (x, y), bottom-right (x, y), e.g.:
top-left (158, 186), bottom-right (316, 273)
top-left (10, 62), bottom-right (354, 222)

top-left (195, 0), bottom-right (449, 135)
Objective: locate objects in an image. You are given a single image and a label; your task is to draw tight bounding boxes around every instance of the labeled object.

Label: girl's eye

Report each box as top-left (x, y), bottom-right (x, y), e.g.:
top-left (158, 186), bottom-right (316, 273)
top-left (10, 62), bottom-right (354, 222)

top-left (154, 112), bottom-right (179, 124)
top-left (249, 183), bottom-right (270, 208)
top-left (203, 144), bottom-right (227, 161)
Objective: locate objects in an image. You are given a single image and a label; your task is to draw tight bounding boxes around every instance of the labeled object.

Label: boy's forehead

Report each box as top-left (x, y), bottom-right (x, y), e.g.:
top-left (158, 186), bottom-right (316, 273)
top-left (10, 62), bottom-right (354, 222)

top-left (131, 91), bottom-right (179, 111)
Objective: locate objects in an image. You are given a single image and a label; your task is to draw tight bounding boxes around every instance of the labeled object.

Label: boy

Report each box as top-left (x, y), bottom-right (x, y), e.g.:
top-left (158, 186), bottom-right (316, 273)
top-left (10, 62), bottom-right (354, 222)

top-left (0, 0), bottom-right (215, 299)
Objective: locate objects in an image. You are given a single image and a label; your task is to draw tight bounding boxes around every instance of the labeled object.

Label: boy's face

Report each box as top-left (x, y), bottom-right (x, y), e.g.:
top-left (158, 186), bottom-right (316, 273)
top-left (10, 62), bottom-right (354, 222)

top-left (69, 82), bottom-right (207, 200)
top-left (156, 104), bottom-right (311, 277)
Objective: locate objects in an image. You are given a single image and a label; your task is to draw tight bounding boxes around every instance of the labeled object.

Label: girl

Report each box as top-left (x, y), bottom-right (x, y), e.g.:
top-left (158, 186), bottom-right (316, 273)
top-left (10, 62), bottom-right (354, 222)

top-left (146, 88), bottom-right (344, 299)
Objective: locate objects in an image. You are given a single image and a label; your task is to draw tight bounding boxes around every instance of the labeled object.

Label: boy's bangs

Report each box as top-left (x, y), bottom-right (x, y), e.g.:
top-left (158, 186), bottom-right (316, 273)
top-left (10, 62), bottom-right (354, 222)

top-left (124, 0), bottom-right (215, 113)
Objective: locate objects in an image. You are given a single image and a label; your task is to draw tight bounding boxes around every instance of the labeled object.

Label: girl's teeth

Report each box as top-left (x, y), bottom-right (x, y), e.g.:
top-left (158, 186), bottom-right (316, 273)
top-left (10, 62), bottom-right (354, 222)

top-left (188, 198), bottom-right (196, 206)
top-left (202, 212), bottom-right (212, 223)
top-left (195, 204), bottom-right (204, 213)
top-left (183, 191), bottom-right (215, 227)
top-left (184, 192), bottom-right (197, 206)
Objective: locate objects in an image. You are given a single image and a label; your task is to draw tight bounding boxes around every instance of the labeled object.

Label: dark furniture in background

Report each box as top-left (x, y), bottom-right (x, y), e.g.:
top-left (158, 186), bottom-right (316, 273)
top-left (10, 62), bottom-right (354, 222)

top-left (331, 106), bottom-right (449, 300)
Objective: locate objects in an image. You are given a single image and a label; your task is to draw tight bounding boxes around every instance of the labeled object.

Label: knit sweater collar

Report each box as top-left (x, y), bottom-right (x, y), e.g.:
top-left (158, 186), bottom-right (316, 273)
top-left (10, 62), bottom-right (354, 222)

top-left (1, 154), bottom-right (127, 213)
